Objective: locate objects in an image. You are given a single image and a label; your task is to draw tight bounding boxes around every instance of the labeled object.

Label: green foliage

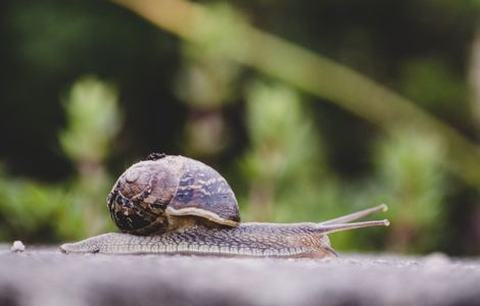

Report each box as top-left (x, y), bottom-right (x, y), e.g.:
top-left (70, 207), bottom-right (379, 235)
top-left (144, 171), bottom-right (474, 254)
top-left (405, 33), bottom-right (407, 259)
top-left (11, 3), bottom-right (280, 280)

top-left (0, 77), bottom-right (121, 242)
top-left (60, 77), bottom-right (121, 163)
top-left (242, 82), bottom-right (323, 181)
top-left (373, 129), bottom-right (447, 252)
top-left (399, 58), bottom-right (468, 121)
top-left (240, 81), bottom-right (337, 221)
top-left (191, 3), bottom-right (250, 59)
top-left (336, 129), bottom-right (448, 252)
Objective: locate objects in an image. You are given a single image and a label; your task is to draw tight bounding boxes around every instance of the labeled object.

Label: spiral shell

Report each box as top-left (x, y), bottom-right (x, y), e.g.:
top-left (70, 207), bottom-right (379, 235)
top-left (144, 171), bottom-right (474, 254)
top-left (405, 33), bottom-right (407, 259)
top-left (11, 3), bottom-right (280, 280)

top-left (107, 154), bottom-right (240, 235)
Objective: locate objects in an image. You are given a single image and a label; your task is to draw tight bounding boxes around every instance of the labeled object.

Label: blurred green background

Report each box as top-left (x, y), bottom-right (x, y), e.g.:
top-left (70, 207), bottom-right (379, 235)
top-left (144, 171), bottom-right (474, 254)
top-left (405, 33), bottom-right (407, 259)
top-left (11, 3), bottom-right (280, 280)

top-left (1, 0), bottom-right (480, 255)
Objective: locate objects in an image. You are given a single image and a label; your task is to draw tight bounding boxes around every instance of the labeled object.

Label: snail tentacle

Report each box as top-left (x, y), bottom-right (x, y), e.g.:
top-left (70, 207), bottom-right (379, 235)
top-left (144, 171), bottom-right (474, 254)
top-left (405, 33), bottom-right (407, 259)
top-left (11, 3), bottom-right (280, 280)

top-left (320, 204), bottom-right (388, 225)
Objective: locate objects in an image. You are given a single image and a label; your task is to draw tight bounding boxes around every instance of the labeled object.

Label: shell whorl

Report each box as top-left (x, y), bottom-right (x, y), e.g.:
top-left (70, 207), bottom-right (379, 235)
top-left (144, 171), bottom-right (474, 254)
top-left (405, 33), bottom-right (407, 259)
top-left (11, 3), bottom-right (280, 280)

top-left (107, 154), bottom-right (240, 235)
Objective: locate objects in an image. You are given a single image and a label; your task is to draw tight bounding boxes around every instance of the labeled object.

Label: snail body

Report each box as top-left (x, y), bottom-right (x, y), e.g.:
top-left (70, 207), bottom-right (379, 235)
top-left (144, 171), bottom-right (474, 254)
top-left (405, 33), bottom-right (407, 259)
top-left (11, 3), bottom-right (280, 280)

top-left (61, 154), bottom-right (389, 258)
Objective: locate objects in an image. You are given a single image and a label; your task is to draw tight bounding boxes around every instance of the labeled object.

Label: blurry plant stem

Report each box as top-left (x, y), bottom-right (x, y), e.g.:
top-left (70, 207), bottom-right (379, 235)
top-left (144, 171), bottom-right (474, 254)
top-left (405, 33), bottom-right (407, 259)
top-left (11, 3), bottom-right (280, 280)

top-left (389, 184), bottom-right (417, 252)
top-left (177, 59), bottom-right (232, 157)
top-left (248, 182), bottom-right (274, 221)
top-left (387, 219), bottom-right (416, 252)
top-left (60, 76), bottom-right (121, 237)
top-left (185, 110), bottom-right (226, 157)
top-left (76, 160), bottom-right (109, 236)
top-left (468, 29), bottom-right (480, 251)
top-left (469, 28), bottom-right (480, 131)
top-left (112, 0), bottom-right (480, 187)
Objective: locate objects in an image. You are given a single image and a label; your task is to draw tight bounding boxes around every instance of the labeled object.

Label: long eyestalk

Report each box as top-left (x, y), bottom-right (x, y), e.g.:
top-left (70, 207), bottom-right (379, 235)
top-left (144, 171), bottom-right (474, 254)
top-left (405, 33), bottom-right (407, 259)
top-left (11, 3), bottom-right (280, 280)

top-left (320, 204), bottom-right (388, 225)
top-left (316, 219), bottom-right (390, 235)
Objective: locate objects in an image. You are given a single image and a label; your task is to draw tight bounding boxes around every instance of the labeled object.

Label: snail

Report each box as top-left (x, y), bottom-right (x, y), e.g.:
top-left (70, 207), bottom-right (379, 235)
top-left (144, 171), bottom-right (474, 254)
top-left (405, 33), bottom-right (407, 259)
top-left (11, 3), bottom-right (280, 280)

top-left (60, 153), bottom-right (389, 258)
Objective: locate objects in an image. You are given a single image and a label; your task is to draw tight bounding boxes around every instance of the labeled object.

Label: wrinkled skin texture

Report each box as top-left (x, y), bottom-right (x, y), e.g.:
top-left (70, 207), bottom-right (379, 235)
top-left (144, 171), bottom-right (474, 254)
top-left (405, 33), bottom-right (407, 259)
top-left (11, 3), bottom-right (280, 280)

top-left (61, 223), bottom-right (337, 258)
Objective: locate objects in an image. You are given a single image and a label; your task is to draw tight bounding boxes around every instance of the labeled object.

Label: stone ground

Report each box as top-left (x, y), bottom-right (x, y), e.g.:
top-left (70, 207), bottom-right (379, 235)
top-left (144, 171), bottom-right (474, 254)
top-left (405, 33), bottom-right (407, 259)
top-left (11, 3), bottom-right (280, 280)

top-left (1, 244), bottom-right (480, 306)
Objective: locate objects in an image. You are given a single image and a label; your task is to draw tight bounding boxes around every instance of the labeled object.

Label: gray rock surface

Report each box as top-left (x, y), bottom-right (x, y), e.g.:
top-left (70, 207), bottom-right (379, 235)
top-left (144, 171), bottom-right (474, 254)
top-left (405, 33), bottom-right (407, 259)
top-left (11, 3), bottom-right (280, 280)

top-left (0, 244), bottom-right (479, 306)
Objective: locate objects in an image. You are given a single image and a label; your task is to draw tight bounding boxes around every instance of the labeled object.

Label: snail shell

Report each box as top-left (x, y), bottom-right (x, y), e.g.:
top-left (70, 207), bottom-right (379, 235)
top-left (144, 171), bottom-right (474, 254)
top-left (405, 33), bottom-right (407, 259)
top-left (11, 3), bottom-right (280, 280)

top-left (107, 153), bottom-right (240, 235)
top-left (61, 153), bottom-right (389, 257)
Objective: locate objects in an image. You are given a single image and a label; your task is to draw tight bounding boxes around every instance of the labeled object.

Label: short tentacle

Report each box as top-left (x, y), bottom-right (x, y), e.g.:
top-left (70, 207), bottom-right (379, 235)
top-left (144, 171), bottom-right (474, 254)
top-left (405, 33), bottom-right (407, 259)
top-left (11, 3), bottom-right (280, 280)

top-left (146, 152), bottom-right (166, 161)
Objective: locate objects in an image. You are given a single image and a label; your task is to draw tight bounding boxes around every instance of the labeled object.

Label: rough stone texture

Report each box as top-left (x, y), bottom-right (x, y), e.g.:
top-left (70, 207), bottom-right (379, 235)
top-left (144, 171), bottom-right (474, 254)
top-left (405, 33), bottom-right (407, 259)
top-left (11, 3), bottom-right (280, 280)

top-left (0, 244), bottom-right (479, 306)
